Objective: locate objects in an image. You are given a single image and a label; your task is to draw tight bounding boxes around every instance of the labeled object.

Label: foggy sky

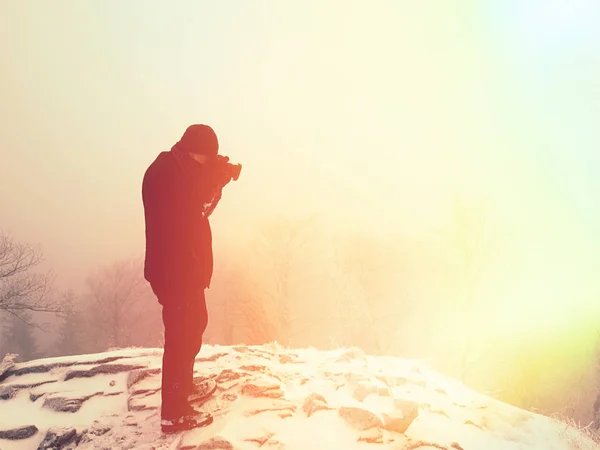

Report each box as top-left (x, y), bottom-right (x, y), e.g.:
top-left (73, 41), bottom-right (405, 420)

top-left (1, 0), bottom-right (599, 334)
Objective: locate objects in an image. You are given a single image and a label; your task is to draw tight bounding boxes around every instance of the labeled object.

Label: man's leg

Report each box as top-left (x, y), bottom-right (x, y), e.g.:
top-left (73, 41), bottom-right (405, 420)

top-left (184, 288), bottom-right (208, 395)
top-left (161, 302), bottom-right (190, 420)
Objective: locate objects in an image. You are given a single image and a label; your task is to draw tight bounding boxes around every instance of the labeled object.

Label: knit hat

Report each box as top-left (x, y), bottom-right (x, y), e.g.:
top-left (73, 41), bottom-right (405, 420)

top-left (177, 124), bottom-right (219, 156)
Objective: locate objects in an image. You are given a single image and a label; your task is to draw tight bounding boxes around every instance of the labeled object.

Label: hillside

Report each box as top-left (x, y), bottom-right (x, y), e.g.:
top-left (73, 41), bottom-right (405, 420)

top-left (0, 344), bottom-right (597, 450)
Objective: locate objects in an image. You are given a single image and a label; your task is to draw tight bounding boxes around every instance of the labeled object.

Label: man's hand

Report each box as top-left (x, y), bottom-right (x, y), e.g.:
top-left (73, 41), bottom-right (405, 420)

top-left (212, 156), bottom-right (235, 188)
top-left (202, 186), bottom-right (222, 218)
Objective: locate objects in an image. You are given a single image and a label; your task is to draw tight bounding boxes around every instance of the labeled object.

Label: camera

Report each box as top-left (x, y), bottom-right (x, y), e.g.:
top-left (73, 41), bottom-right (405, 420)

top-left (214, 154), bottom-right (242, 182)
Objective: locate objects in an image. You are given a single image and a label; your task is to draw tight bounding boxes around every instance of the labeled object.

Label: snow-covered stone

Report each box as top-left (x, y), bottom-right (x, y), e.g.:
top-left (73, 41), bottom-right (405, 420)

top-left (339, 406), bottom-right (383, 430)
top-left (0, 425), bottom-right (38, 440)
top-left (303, 392), bottom-right (332, 417)
top-left (37, 427), bottom-right (80, 449)
top-left (0, 345), bottom-right (597, 450)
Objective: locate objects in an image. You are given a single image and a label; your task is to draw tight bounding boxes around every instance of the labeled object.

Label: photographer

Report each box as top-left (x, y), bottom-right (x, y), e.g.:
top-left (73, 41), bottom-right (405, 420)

top-left (141, 124), bottom-right (240, 433)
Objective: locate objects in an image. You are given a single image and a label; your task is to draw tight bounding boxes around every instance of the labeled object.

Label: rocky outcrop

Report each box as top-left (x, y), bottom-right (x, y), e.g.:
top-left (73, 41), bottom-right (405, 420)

top-left (1, 345), bottom-right (597, 450)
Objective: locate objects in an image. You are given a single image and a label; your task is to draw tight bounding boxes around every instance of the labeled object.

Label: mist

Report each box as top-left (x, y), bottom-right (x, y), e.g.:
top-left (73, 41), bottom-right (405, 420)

top-left (1, 0), bottom-right (600, 428)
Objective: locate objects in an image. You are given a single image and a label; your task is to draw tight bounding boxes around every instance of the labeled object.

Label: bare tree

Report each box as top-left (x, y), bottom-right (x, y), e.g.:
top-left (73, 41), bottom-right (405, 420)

top-left (439, 196), bottom-right (501, 383)
top-left (332, 232), bottom-right (409, 355)
top-left (223, 215), bottom-right (326, 346)
top-left (55, 289), bottom-right (88, 356)
top-left (0, 231), bottom-right (59, 322)
top-left (220, 261), bottom-right (277, 345)
top-left (82, 258), bottom-right (161, 351)
top-left (1, 309), bottom-right (38, 361)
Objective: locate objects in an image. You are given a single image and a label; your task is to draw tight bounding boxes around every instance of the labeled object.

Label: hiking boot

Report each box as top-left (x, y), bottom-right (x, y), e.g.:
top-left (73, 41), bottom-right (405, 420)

top-left (188, 378), bottom-right (217, 402)
top-left (161, 413), bottom-right (213, 434)
top-left (182, 403), bottom-right (201, 417)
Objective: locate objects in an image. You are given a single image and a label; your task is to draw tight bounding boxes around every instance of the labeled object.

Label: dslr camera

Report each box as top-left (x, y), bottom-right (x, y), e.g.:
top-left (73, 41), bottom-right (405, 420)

top-left (213, 154), bottom-right (242, 183)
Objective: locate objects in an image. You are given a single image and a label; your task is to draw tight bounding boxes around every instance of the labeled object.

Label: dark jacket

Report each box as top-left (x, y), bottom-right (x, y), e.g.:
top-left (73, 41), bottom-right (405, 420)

top-left (142, 151), bottom-right (213, 298)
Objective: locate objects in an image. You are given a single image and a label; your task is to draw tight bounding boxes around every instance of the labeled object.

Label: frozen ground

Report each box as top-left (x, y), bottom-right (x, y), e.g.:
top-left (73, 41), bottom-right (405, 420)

top-left (0, 344), bottom-right (597, 449)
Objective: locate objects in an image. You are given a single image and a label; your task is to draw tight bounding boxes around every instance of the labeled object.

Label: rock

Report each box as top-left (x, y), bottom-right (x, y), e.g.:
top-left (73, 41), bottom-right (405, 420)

top-left (394, 377), bottom-right (412, 386)
top-left (13, 380), bottom-right (57, 390)
top-left (183, 436), bottom-right (234, 450)
top-left (0, 425), bottom-right (38, 440)
top-left (428, 407), bottom-right (450, 419)
top-left (2, 381), bottom-right (58, 401)
top-left (216, 369), bottom-right (246, 384)
top-left (37, 427), bottom-right (79, 449)
top-left (378, 387), bottom-right (391, 396)
top-left (265, 438), bottom-right (284, 448)
top-left (358, 427), bottom-right (384, 443)
top-left (64, 363), bottom-right (146, 381)
top-left (123, 415), bottom-right (138, 427)
top-left (239, 364), bottom-right (272, 374)
top-left (245, 432), bottom-right (275, 446)
top-left (43, 394), bottom-right (100, 413)
top-left (246, 403), bottom-right (296, 417)
top-left (324, 371), bottom-right (345, 379)
top-left (126, 368), bottom-right (160, 390)
top-left (279, 354), bottom-right (293, 364)
top-left (196, 352), bottom-right (229, 362)
top-left (303, 393), bottom-right (332, 417)
top-left (222, 392), bottom-right (238, 402)
top-left (339, 406), bottom-right (383, 430)
top-left (82, 355), bottom-right (130, 365)
top-left (127, 390), bottom-right (160, 411)
top-left (382, 412), bottom-right (416, 434)
top-left (0, 385), bottom-right (17, 400)
top-left (0, 353), bottom-right (17, 381)
top-left (232, 347), bottom-right (273, 360)
top-left (30, 393), bottom-right (44, 402)
top-left (335, 348), bottom-right (367, 363)
top-left (375, 374), bottom-right (395, 387)
top-left (344, 372), bottom-right (371, 386)
top-left (89, 420), bottom-right (111, 436)
top-left (130, 387), bottom-right (160, 397)
top-left (393, 398), bottom-right (419, 414)
top-left (233, 346), bottom-right (254, 354)
top-left (405, 439), bottom-right (448, 450)
top-left (241, 381), bottom-right (283, 399)
top-left (382, 399), bottom-right (419, 434)
top-left (278, 354), bottom-right (301, 364)
top-left (0, 362), bottom-right (73, 383)
top-left (464, 419), bottom-right (484, 430)
top-left (353, 383), bottom-right (380, 402)
top-left (414, 379), bottom-right (427, 388)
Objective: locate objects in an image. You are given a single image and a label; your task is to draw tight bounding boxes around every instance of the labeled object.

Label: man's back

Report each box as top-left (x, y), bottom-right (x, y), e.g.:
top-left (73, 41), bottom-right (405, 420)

top-left (142, 151), bottom-right (213, 297)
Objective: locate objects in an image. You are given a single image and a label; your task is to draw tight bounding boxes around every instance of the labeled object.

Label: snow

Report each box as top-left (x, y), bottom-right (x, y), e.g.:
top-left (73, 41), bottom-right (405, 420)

top-left (0, 344), bottom-right (598, 450)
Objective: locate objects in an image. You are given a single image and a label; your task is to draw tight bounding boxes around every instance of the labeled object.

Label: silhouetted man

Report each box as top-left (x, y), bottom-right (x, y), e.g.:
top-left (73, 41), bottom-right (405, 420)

top-left (142, 124), bottom-right (239, 433)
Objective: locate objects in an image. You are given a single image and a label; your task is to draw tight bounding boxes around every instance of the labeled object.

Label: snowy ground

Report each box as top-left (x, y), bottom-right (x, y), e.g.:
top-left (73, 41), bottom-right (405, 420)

top-left (0, 344), bottom-right (597, 450)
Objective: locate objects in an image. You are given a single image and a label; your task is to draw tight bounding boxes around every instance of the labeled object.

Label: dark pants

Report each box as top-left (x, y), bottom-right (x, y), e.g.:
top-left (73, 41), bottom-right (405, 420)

top-left (152, 283), bottom-right (208, 420)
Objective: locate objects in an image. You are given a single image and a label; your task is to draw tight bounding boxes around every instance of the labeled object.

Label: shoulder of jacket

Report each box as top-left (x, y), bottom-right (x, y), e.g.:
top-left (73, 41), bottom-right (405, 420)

top-left (145, 152), bottom-right (180, 183)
